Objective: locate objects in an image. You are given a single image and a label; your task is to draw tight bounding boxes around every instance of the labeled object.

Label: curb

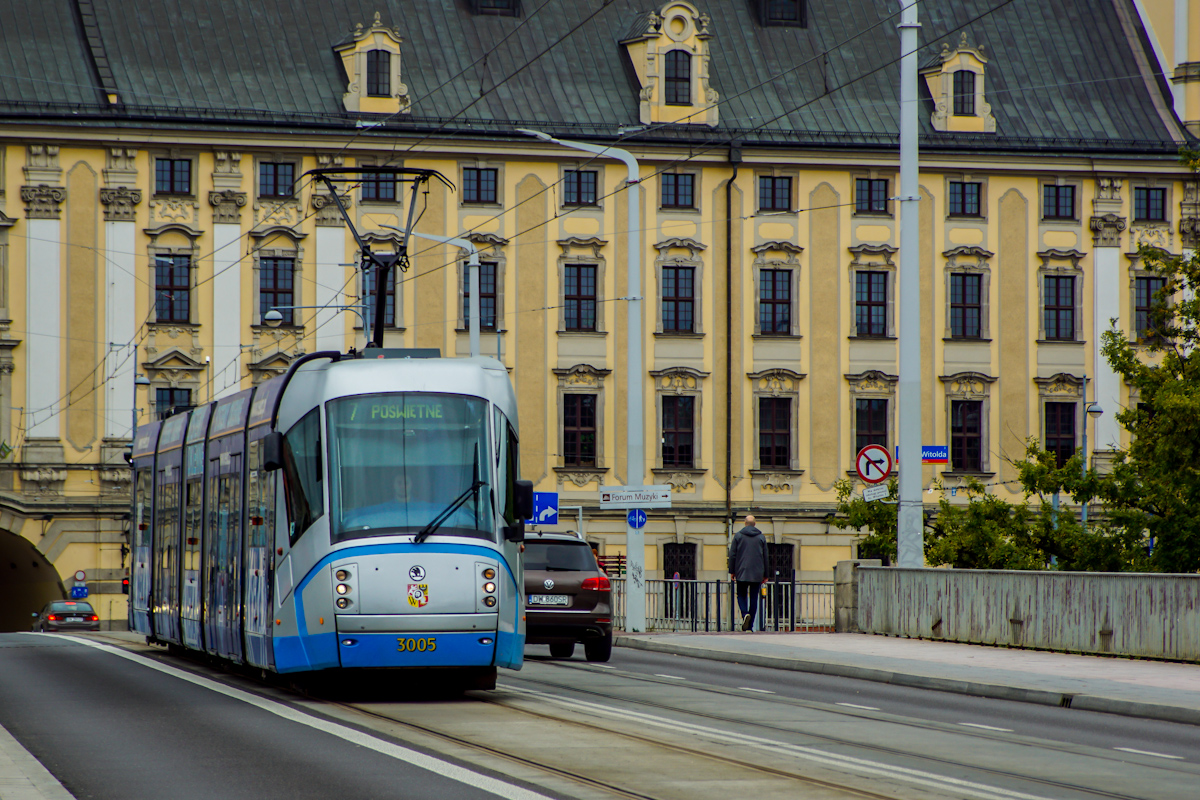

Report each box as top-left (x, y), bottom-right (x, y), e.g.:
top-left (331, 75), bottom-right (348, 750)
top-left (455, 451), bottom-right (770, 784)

top-left (614, 635), bottom-right (1200, 727)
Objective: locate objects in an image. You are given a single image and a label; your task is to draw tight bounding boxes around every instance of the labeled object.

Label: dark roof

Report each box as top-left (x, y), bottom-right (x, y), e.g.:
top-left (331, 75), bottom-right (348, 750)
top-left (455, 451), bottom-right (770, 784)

top-left (0, 0), bottom-right (1190, 153)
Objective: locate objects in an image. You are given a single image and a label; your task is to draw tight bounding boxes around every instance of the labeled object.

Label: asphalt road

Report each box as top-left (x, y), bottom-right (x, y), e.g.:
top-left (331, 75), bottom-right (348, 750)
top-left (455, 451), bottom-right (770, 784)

top-left (0, 634), bottom-right (551, 800)
top-left (535, 645), bottom-right (1200, 762)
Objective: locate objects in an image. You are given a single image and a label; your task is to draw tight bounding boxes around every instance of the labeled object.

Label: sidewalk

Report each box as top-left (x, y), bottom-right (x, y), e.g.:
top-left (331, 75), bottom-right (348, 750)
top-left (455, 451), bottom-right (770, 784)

top-left (614, 631), bottom-right (1200, 726)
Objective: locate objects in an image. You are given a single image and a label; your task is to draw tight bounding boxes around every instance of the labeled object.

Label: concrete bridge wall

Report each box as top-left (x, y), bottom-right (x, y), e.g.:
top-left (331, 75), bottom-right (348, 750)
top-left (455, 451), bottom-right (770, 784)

top-left (840, 563), bottom-right (1200, 662)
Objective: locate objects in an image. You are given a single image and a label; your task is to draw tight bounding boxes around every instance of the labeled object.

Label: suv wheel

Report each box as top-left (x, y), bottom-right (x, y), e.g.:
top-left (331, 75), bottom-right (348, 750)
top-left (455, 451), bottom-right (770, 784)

top-left (584, 633), bottom-right (612, 663)
top-left (549, 642), bottom-right (575, 659)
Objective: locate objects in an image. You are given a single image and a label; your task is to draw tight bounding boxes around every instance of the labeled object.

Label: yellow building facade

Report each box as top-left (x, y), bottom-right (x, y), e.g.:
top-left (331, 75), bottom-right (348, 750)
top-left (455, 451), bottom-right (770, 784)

top-left (0, 0), bottom-right (1196, 627)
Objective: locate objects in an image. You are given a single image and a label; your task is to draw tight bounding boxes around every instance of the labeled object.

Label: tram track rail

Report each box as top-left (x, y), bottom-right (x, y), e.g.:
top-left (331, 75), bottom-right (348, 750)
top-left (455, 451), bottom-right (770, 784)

top-left (491, 660), bottom-right (1186, 800)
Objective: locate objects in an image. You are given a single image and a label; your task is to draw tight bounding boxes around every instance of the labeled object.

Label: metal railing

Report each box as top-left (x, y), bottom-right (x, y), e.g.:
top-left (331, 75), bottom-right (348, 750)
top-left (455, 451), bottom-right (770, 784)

top-left (611, 579), bottom-right (834, 633)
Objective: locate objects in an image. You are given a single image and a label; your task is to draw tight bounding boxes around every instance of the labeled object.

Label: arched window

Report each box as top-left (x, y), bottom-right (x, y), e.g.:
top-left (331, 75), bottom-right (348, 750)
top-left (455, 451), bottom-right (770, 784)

top-left (367, 50), bottom-right (391, 97)
top-left (664, 50), bottom-right (691, 106)
top-left (952, 70), bottom-right (975, 116)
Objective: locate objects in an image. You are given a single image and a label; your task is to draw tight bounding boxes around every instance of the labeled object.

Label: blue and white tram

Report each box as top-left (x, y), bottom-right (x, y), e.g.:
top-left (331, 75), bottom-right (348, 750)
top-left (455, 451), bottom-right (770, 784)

top-left (129, 350), bottom-right (533, 685)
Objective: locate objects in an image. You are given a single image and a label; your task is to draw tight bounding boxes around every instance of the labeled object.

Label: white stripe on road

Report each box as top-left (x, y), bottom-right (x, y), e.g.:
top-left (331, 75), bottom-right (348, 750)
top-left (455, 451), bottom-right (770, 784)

top-left (739, 687), bottom-right (775, 694)
top-left (504, 686), bottom-right (1056, 800)
top-left (958, 723), bottom-right (1014, 733)
top-left (54, 635), bottom-right (554, 800)
top-left (0, 720), bottom-right (76, 800)
top-left (836, 702), bottom-right (880, 711)
top-left (653, 674), bottom-right (685, 680)
top-left (1114, 747), bottom-right (1183, 760)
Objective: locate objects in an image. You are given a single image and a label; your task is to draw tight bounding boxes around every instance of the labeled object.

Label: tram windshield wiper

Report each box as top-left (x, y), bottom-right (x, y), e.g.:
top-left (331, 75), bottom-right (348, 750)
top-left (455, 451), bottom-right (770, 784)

top-left (413, 480), bottom-right (485, 544)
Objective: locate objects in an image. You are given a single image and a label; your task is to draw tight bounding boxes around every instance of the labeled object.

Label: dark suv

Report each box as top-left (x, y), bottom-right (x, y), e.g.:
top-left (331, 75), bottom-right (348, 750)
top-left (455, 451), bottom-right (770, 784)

top-left (524, 531), bottom-right (612, 661)
top-left (32, 600), bottom-right (100, 632)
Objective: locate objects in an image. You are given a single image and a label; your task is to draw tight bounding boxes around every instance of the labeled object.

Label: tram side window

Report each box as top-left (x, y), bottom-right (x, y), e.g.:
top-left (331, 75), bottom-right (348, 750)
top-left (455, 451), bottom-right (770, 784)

top-left (495, 417), bottom-right (520, 527)
top-left (282, 408), bottom-right (324, 543)
top-left (135, 468), bottom-right (153, 548)
top-left (247, 440), bottom-right (275, 548)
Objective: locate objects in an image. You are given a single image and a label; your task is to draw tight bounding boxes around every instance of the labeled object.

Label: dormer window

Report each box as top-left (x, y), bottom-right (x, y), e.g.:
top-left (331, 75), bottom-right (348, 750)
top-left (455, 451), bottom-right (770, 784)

top-left (472, 0), bottom-right (519, 15)
top-left (367, 50), bottom-right (390, 97)
top-left (952, 71), bottom-right (975, 116)
top-left (664, 50), bottom-right (691, 106)
top-left (758, 0), bottom-right (805, 26)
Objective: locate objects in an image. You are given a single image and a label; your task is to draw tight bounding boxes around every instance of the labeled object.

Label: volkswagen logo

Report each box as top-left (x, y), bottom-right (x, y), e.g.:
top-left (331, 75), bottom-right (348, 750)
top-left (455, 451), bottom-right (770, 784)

top-left (409, 565), bottom-right (426, 581)
top-left (544, 578), bottom-right (555, 590)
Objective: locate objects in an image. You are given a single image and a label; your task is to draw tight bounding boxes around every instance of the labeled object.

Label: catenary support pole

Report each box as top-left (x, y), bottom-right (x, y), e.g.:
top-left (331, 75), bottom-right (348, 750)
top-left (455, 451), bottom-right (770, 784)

top-left (896, 0), bottom-right (924, 568)
top-left (517, 129), bottom-right (645, 630)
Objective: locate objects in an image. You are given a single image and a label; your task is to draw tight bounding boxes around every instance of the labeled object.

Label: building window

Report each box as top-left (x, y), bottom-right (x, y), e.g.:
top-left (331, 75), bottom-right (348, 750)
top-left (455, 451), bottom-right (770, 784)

top-left (564, 264), bottom-right (596, 331)
top-left (260, 258), bottom-right (294, 326)
top-left (949, 181), bottom-right (981, 216)
top-left (155, 256), bottom-right (191, 323)
top-left (1043, 185), bottom-right (1075, 220)
top-left (1134, 187), bottom-right (1167, 221)
top-left (662, 395), bottom-right (695, 468)
top-left (1135, 276), bottom-right (1166, 340)
top-left (462, 261), bottom-right (497, 330)
top-left (475, 0), bottom-right (518, 14)
top-left (855, 271), bottom-right (887, 337)
top-left (661, 173), bottom-right (694, 209)
top-left (763, 0), bottom-right (803, 23)
top-left (259, 162), bottom-right (294, 199)
top-left (855, 178), bottom-right (888, 213)
top-left (950, 400), bottom-right (983, 472)
top-left (662, 266), bottom-right (695, 333)
top-left (949, 273), bottom-right (982, 339)
top-left (155, 159), bottom-right (191, 195)
top-left (759, 269), bottom-right (791, 334)
top-left (1044, 275), bottom-right (1075, 341)
top-left (759, 176), bottom-right (791, 212)
top-left (664, 50), bottom-right (691, 106)
top-left (155, 388), bottom-right (192, 421)
top-left (1045, 402), bottom-right (1076, 468)
top-left (952, 70), bottom-right (976, 116)
top-left (361, 172), bottom-right (396, 202)
top-left (855, 398), bottom-right (888, 453)
top-left (363, 266), bottom-right (396, 328)
top-left (759, 397), bottom-right (791, 468)
top-left (564, 170), bottom-right (597, 206)
top-left (563, 394), bottom-right (597, 467)
top-left (366, 50), bottom-right (390, 97)
top-left (463, 167), bottom-right (498, 204)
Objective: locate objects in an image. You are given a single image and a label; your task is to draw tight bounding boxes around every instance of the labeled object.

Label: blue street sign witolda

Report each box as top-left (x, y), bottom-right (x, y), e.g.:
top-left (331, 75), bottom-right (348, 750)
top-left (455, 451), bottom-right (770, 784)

top-left (70, 585), bottom-right (88, 599)
top-left (529, 492), bottom-right (559, 525)
top-left (921, 445), bottom-right (949, 463)
top-left (627, 509), bottom-right (647, 529)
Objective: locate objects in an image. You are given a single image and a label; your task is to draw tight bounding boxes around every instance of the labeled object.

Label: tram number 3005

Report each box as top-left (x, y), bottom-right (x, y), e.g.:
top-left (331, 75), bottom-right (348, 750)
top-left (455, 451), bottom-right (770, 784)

top-left (397, 637), bottom-right (437, 653)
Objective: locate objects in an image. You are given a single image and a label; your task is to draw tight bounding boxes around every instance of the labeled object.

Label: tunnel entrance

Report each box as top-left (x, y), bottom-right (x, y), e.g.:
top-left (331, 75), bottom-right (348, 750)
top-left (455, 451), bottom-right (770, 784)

top-left (0, 530), bottom-right (65, 631)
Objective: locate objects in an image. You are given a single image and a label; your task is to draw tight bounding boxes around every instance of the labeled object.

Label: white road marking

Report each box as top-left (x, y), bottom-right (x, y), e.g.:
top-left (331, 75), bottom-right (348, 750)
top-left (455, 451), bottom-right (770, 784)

top-left (739, 687), bottom-right (775, 694)
top-left (504, 686), bottom-right (1056, 800)
top-left (54, 635), bottom-right (555, 800)
top-left (653, 674), bottom-right (685, 680)
top-left (587, 664), bottom-right (614, 669)
top-left (958, 723), bottom-right (1013, 732)
top-left (837, 702), bottom-right (880, 711)
top-left (1114, 747), bottom-right (1183, 760)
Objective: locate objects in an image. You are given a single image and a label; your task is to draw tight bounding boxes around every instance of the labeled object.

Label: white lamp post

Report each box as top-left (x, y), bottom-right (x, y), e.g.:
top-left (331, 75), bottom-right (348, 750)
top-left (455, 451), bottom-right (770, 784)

top-left (385, 228), bottom-right (481, 358)
top-left (517, 128), bottom-right (647, 631)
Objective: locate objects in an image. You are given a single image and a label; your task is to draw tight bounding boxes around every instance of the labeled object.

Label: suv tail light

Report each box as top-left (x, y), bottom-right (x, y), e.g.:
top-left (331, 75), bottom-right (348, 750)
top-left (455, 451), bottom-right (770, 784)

top-left (581, 575), bottom-right (610, 592)
top-left (47, 615), bottom-right (59, 621)
top-left (89, 615), bottom-right (99, 622)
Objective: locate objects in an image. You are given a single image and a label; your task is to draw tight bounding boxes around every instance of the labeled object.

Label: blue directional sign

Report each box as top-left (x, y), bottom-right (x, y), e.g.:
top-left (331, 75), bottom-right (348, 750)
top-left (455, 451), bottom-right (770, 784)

top-left (627, 509), bottom-right (647, 529)
top-left (529, 492), bottom-right (559, 525)
top-left (921, 445), bottom-right (949, 464)
top-left (70, 585), bottom-right (88, 599)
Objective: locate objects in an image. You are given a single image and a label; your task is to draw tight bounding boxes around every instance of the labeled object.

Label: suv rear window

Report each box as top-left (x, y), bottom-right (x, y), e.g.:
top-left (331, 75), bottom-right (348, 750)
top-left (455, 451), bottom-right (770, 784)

top-left (50, 602), bottom-right (94, 612)
top-left (524, 541), bottom-right (597, 572)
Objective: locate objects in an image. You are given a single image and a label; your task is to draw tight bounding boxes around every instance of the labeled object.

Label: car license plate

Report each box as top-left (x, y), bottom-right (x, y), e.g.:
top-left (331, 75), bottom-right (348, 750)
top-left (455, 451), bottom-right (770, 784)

top-left (528, 594), bottom-right (569, 606)
top-left (67, 616), bottom-right (82, 622)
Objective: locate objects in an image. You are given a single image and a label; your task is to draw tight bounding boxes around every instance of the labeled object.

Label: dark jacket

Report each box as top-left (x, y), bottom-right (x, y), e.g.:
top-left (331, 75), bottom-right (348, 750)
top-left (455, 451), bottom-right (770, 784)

top-left (727, 526), bottom-right (769, 582)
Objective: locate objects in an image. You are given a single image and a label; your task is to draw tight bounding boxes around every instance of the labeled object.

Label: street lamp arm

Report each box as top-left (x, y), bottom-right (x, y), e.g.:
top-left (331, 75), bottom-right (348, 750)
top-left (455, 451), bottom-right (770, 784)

top-left (386, 227), bottom-right (482, 357)
top-left (515, 128), bottom-right (639, 183)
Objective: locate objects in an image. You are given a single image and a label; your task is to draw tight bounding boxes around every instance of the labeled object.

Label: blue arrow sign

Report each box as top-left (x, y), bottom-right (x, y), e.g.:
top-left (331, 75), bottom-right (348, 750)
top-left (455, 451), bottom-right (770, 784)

top-left (529, 492), bottom-right (558, 525)
top-left (627, 509), bottom-right (647, 529)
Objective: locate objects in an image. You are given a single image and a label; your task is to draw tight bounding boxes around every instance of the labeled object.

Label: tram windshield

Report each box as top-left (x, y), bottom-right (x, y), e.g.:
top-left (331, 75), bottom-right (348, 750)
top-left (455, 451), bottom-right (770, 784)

top-left (326, 393), bottom-right (493, 542)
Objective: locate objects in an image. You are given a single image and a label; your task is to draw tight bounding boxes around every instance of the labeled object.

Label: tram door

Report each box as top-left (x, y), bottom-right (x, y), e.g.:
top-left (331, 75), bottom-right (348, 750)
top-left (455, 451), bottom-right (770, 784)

top-left (152, 463), bottom-right (182, 644)
top-left (129, 422), bottom-right (161, 637)
top-left (206, 452), bottom-right (244, 662)
top-left (243, 433), bottom-right (275, 669)
top-left (181, 445), bottom-right (205, 649)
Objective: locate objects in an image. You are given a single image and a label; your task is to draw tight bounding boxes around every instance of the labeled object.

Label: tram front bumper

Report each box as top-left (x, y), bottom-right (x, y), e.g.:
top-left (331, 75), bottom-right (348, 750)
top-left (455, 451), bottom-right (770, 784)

top-left (335, 613), bottom-right (502, 668)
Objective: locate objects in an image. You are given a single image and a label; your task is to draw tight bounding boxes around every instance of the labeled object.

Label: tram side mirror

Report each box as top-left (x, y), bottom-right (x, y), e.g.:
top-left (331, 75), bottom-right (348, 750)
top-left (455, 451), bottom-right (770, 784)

top-left (262, 431), bottom-right (284, 472)
top-left (514, 479), bottom-right (534, 521)
top-left (503, 522), bottom-right (525, 543)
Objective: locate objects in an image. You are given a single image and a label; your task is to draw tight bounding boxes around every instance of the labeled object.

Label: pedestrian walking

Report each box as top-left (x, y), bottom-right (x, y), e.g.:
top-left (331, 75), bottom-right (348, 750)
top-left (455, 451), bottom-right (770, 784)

top-left (728, 515), bottom-right (769, 631)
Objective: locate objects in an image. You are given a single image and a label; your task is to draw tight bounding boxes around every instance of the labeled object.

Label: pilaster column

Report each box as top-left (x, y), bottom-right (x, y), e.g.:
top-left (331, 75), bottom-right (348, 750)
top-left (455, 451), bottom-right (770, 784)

top-left (101, 147), bottom-right (141, 443)
top-left (1090, 178), bottom-right (1126, 453)
top-left (22, 145), bottom-right (64, 442)
top-left (209, 151), bottom-right (246, 396)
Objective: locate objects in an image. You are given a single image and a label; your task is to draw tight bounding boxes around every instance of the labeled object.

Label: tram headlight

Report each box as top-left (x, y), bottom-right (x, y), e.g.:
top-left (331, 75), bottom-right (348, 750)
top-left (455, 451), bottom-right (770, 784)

top-left (336, 597), bottom-right (351, 609)
top-left (482, 567), bottom-right (496, 580)
top-left (336, 583), bottom-right (351, 595)
top-left (483, 581), bottom-right (496, 593)
top-left (483, 596), bottom-right (497, 607)
top-left (335, 569), bottom-right (350, 581)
